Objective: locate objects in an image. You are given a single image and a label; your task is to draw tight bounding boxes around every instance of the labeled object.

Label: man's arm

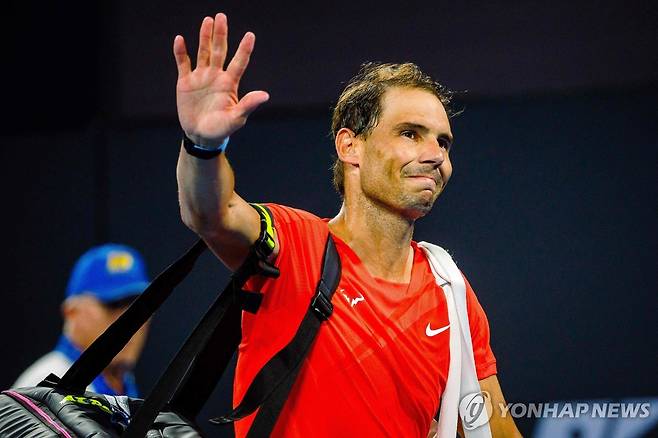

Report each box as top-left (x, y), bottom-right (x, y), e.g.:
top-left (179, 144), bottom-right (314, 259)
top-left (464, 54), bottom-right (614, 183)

top-left (478, 375), bottom-right (522, 437)
top-left (174, 13), bottom-right (271, 270)
top-left (426, 376), bottom-right (522, 438)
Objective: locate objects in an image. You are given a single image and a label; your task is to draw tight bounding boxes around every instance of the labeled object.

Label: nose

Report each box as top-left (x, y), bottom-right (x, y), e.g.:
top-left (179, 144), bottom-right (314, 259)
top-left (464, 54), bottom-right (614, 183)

top-left (419, 138), bottom-right (446, 167)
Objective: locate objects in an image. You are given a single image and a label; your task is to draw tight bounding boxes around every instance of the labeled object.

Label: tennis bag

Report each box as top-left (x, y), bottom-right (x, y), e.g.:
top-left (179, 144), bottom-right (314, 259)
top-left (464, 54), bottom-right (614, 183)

top-left (0, 386), bottom-right (199, 437)
top-left (0, 205), bottom-right (341, 437)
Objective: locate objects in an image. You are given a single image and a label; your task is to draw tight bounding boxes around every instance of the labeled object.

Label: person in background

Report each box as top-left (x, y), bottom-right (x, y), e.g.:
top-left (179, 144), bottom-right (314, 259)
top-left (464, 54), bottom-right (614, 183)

top-left (13, 244), bottom-right (151, 396)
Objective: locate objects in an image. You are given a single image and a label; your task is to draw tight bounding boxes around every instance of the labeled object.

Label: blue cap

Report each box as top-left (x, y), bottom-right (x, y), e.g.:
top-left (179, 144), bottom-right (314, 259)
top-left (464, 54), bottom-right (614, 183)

top-left (65, 244), bottom-right (150, 303)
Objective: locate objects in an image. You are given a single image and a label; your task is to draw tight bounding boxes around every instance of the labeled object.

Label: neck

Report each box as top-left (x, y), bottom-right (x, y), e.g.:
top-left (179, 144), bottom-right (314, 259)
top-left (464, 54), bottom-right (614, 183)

top-left (328, 195), bottom-right (415, 283)
top-left (102, 364), bottom-right (126, 394)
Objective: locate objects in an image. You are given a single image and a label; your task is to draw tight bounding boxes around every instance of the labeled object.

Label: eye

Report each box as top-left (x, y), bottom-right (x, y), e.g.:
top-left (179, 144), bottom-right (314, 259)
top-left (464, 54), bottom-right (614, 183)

top-left (401, 130), bottom-right (417, 139)
top-left (438, 137), bottom-right (452, 151)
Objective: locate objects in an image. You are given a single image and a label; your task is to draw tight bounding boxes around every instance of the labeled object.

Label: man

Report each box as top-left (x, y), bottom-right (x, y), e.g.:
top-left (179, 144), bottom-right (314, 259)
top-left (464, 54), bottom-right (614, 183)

top-left (173, 13), bottom-right (521, 437)
top-left (13, 244), bottom-right (150, 397)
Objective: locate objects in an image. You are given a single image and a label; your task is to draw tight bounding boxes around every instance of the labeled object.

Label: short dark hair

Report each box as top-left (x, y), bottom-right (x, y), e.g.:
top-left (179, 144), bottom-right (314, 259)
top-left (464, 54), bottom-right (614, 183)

top-left (330, 62), bottom-right (454, 195)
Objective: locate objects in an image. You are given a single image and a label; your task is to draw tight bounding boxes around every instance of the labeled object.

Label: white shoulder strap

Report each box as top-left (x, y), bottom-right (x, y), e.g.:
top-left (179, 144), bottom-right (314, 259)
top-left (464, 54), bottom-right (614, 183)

top-left (418, 242), bottom-right (492, 438)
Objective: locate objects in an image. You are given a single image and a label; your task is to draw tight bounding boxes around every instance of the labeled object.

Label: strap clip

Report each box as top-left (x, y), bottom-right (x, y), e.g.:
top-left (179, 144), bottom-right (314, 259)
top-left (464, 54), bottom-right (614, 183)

top-left (238, 290), bottom-right (264, 314)
top-left (310, 281), bottom-right (333, 321)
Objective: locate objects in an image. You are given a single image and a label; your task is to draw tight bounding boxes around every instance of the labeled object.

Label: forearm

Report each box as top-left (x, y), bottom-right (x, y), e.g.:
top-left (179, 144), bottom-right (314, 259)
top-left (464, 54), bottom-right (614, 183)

top-left (176, 144), bottom-right (236, 236)
top-left (479, 375), bottom-right (523, 438)
top-left (172, 13), bottom-right (268, 269)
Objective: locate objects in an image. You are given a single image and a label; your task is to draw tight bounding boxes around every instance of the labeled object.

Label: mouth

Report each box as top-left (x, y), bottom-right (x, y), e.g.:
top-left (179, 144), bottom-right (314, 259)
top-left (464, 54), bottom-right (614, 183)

top-left (406, 175), bottom-right (440, 191)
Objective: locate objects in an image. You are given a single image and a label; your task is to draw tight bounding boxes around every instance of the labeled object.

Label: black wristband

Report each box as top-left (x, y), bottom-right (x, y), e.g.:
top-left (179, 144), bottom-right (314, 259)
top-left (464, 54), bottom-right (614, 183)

top-left (182, 134), bottom-right (228, 159)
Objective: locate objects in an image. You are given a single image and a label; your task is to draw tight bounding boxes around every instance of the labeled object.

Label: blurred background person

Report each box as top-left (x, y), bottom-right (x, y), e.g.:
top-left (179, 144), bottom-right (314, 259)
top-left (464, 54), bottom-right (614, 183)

top-left (13, 244), bottom-right (151, 397)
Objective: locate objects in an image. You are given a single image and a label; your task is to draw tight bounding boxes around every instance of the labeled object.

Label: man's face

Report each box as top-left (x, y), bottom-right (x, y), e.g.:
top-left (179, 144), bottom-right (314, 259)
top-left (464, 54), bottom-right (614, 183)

top-left (355, 86), bottom-right (453, 219)
top-left (64, 295), bottom-right (149, 370)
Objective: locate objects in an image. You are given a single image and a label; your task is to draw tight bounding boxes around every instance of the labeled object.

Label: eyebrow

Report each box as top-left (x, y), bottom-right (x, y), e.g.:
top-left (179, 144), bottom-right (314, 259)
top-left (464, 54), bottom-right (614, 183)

top-left (393, 122), bottom-right (454, 144)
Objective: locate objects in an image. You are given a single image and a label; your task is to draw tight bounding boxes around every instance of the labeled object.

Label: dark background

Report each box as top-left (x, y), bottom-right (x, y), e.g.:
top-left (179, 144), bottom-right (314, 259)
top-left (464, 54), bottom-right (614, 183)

top-left (2, 0), bottom-right (656, 436)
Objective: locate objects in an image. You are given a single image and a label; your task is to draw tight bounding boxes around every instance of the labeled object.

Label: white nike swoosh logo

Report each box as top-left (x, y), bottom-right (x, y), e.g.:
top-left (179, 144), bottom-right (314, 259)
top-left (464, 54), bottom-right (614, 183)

top-left (426, 322), bottom-right (450, 337)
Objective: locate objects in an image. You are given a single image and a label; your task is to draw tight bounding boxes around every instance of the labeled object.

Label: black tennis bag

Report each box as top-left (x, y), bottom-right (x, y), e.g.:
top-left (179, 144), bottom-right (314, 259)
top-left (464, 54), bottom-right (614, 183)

top-left (0, 386), bottom-right (200, 437)
top-left (0, 206), bottom-right (341, 437)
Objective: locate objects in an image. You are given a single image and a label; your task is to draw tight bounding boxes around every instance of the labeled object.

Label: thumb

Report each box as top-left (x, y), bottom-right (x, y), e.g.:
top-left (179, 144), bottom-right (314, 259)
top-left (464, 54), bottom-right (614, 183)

top-left (236, 90), bottom-right (270, 118)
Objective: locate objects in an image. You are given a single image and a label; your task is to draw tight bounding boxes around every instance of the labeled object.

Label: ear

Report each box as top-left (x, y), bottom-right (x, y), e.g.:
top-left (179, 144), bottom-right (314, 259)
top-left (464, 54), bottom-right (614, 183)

top-left (61, 297), bottom-right (79, 319)
top-left (335, 128), bottom-right (360, 166)
top-left (62, 295), bottom-right (98, 319)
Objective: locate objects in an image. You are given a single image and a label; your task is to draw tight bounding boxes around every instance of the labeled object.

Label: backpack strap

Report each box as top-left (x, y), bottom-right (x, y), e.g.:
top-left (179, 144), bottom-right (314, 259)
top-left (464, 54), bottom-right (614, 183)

top-left (122, 205), bottom-right (279, 437)
top-left (210, 233), bottom-right (341, 438)
top-left (166, 203), bottom-right (278, 418)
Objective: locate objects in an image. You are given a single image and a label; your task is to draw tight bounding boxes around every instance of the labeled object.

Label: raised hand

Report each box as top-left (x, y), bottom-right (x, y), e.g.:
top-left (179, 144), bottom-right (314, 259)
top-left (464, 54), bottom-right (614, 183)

top-left (173, 13), bottom-right (269, 147)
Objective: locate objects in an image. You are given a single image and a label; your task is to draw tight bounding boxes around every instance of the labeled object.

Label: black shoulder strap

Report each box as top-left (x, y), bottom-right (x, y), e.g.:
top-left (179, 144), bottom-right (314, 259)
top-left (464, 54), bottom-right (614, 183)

top-left (210, 233), bottom-right (341, 438)
top-left (166, 204), bottom-right (279, 418)
top-left (123, 204), bottom-right (279, 437)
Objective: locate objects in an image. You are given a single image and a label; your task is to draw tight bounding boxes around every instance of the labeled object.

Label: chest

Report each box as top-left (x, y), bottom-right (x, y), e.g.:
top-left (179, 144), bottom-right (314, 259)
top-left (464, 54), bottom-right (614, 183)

top-left (301, 264), bottom-right (452, 408)
top-left (239, 245), bottom-right (453, 434)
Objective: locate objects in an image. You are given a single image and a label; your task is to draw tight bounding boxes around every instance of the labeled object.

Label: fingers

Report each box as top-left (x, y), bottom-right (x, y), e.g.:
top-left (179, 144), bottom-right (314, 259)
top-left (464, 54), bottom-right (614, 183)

top-left (226, 32), bottom-right (256, 81)
top-left (189, 14), bottom-right (257, 79)
top-left (173, 35), bottom-right (191, 78)
top-left (236, 90), bottom-right (270, 118)
top-left (196, 16), bottom-right (214, 68)
top-left (210, 13), bottom-right (228, 69)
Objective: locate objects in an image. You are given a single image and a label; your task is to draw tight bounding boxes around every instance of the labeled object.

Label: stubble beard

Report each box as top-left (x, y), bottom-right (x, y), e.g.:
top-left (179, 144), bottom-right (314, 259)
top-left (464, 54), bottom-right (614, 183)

top-left (399, 171), bottom-right (445, 219)
top-left (399, 186), bottom-right (441, 219)
top-left (359, 165), bottom-right (445, 220)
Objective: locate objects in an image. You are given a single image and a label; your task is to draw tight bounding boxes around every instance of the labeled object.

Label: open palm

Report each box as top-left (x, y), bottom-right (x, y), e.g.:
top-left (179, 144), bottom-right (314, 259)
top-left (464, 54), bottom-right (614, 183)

top-left (173, 13), bottom-right (269, 146)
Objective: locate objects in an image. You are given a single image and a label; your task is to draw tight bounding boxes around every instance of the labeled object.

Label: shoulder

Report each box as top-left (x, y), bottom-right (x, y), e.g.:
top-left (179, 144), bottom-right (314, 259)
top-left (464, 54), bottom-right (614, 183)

top-left (259, 203), bottom-right (328, 254)
top-left (260, 203), bottom-right (323, 226)
top-left (462, 273), bottom-right (486, 314)
top-left (461, 271), bottom-right (498, 378)
top-left (12, 351), bottom-right (72, 388)
top-left (246, 204), bottom-right (329, 287)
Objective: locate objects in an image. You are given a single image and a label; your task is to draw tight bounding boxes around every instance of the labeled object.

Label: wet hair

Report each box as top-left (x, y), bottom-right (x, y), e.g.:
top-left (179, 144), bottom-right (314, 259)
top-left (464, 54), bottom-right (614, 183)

top-left (330, 62), bottom-right (454, 196)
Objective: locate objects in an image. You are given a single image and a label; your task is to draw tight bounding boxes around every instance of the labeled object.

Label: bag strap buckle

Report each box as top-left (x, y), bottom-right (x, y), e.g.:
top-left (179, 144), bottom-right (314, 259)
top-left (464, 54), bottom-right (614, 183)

top-left (311, 280), bottom-right (334, 321)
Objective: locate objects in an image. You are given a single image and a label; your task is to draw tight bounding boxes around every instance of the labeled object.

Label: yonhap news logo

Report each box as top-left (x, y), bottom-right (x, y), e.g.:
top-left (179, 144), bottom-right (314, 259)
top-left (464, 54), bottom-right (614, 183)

top-left (459, 391), bottom-right (493, 430)
top-left (459, 392), bottom-right (654, 429)
top-left (499, 401), bottom-right (651, 419)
